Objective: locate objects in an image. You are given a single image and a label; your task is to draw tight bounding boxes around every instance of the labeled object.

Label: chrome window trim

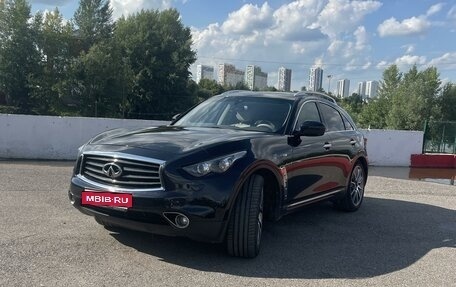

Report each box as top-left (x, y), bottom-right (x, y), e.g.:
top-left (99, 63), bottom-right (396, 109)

top-left (292, 100), bottom-right (321, 132)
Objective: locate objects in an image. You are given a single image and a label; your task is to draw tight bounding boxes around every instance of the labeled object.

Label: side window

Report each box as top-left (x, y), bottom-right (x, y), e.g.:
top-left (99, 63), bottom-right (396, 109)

top-left (319, 104), bottom-right (345, 132)
top-left (295, 102), bottom-right (321, 130)
top-left (342, 115), bottom-right (355, 131)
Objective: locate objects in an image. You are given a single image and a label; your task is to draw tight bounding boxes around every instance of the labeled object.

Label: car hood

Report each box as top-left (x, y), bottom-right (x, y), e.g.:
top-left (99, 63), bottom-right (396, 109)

top-left (86, 125), bottom-right (268, 160)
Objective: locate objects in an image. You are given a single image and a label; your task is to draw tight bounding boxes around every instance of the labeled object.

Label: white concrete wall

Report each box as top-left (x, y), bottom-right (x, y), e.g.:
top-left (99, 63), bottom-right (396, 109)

top-left (0, 114), bottom-right (423, 166)
top-left (0, 114), bottom-right (167, 160)
top-left (361, 129), bottom-right (423, 167)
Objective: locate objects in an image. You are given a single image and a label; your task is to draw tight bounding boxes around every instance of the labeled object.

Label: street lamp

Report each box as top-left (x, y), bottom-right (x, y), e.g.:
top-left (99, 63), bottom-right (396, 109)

top-left (327, 75), bottom-right (332, 94)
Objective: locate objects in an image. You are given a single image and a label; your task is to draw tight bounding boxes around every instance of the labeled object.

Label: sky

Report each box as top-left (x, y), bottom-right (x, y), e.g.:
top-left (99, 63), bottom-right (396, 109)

top-left (30, 0), bottom-right (456, 92)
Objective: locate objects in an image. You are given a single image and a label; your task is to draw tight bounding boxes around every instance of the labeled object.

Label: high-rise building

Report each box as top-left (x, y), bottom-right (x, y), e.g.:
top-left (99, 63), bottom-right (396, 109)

top-left (218, 63), bottom-right (245, 87)
top-left (278, 67), bottom-right (292, 92)
top-left (358, 81), bottom-right (367, 98)
top-left (245, 65), bottom-right (268, 90)
top-left (336, 79), bottom-right (350, 98)
top-left (309, 67), bottom-right (323, 91)
top-left (366, 81), bottom-right (379, 98)
top-left (196, 65), bottom-right (214, 83)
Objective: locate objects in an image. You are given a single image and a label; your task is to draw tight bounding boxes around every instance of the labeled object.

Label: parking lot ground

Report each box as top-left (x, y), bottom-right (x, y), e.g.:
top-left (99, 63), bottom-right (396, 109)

top-left (0, 162), bottom-right (455, 287)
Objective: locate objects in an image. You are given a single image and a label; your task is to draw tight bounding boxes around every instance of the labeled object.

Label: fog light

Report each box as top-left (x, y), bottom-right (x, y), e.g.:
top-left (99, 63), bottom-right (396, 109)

top-left (175, 214), bottom-right (190, 228)
top-left (68, 191), bottom-right (75, 205)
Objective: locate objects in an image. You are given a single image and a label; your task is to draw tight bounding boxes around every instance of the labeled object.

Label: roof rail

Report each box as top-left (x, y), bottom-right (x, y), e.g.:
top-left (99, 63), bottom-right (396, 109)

top-left (293, 91), bottom-right (337, 104)
top-left (221, 90), bottom-right (245, 96)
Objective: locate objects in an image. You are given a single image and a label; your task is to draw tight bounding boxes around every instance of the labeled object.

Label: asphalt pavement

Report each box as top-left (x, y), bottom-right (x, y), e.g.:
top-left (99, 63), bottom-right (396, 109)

top-left (0, 162), bottom-right (455, 287)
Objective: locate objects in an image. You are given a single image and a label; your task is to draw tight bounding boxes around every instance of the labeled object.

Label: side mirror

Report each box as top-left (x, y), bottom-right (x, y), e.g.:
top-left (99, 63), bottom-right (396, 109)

top-left (296, 121), bottom-right (326, 137)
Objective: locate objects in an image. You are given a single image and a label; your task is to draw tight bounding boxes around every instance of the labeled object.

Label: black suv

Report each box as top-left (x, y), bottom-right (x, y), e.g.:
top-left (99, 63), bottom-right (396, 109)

top-left (69, 91), bottom-right (368, 258)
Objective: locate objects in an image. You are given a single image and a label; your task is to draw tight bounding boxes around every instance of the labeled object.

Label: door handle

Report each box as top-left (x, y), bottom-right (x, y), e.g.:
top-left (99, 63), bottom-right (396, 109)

top-left (323, 143), bottom-right (332, 150)
top-left (350, 139), bottom-right (357, 146)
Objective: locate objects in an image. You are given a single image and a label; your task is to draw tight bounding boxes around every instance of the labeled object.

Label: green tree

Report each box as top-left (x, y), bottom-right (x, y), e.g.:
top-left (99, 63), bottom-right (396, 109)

top-left (263, 86), bottom-right (278, 92)
top-left (387, 65), bottom-right (440, 130)
top-left (438, 83), bottom-right (456, 121)
top-left (198, 78), bottom-right (224, 97)
top-left (358, 65), bottom-right (401, 129)
top-left (339, 93), bottom-right (364, 123)
top-left (72, 40), bottom-right (134, 117)
top-left (30, 8), bottom-right (74, 114)
top-left (0, 0), bottom-right (40, 112)
top-left (114, 9), bottom-right (196, 119)
top-left (73, 0), bottom-right (113, 52)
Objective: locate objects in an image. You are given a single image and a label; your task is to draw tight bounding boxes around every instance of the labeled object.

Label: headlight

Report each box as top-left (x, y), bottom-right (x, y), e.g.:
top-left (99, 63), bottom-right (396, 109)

top-left (183, 151), bottom-right (247, 177)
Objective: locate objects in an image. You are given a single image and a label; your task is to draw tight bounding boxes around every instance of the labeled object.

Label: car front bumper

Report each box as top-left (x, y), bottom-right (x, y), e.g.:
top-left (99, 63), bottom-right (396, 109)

top-left (68, 176), bottom-right (229, 243)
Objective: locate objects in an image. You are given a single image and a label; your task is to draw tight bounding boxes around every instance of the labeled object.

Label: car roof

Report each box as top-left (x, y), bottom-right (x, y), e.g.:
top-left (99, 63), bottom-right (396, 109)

top-left (219, 90), bottom-right (337, 105)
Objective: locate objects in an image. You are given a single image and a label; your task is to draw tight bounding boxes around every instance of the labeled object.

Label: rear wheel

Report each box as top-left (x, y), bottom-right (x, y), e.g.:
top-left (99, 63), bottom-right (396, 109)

top-left (226, 174), bottom-right (264, 258)
top-left (335, 163), bottom-right (366, 212)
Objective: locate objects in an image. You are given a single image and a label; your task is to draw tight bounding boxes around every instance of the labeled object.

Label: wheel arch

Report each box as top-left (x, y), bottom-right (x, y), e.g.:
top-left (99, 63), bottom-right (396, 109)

top-left (228, 160), bottom-right (285, 222)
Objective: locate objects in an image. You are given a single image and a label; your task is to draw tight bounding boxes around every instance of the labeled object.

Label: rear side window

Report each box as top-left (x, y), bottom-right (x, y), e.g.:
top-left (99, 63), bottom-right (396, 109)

top-left (319, 104), bottom-right (345, 132)
top-left (295, 102), bottom-right (321, 130)
top-left (342, 115), bottom-right (355, 130)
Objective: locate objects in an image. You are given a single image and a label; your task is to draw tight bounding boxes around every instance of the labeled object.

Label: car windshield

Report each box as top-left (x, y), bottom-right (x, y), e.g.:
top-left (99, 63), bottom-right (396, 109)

top-left (173, 95), bottom-right (293, 133)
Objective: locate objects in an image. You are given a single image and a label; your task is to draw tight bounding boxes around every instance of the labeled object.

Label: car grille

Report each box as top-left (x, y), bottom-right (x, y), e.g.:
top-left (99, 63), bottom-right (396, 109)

top-left (81, 154), bottom-right (162, 190)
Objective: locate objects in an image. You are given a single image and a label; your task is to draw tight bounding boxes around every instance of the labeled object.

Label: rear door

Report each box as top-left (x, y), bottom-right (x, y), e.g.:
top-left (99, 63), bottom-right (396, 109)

top-left (317, 103), bottom-right (357, 189)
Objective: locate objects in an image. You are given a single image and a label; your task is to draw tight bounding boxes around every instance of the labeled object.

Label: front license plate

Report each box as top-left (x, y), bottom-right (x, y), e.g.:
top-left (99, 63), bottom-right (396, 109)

top-left (82, 190), bottom-right (132, 208)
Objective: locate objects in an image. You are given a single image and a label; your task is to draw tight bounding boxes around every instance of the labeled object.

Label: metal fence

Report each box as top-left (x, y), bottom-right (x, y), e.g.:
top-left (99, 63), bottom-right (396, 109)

top-left (423, 120), bottom-right (456, 154)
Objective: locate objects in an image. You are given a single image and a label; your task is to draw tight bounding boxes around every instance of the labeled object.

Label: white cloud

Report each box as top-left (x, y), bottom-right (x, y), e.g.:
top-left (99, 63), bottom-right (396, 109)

top-left (448, 5), bottom-right (456, 20)
top-left (327, 40), bottom-right (344, 56)
top-left (376, 60), bottom-right (389, 69)
top-left (109, 0), bottom-right (174, 19)
top-left (426, 3), bottom-right (444, 17)
top-left (314, 0), bottom-right (382, 38)
top-left (221, 3), bottom-right (273, 34)
top-left (428, 52), bottom-right (456, 70)
top-left (362, 61), bottom-right (372, 70)
top-left (378, 16), bottom-right (430, 37)
top-left (269, 0), bottom-right (327, 42)
top-left (377, 3), bottom-right (446, 37)
top-left (354, 26), bottom-right (368, 50)
top-left (376, 54), bottom-right (427, 70)
top-left (192, 0), bottom-right (382, 90)
top-left (394, 55), bottom-right (426, 66)
top-left (402, 44), bottom-right (416, 54)
top-left (344, 59), bottom-right (359, 71)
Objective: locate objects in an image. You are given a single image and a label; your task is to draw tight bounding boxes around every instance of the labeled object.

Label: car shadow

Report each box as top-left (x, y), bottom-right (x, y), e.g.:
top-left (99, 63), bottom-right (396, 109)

top-left (109, 197), bottom-right (455, 279)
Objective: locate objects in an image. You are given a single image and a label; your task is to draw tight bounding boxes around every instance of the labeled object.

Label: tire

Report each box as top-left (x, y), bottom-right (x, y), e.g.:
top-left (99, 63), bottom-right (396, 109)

top-left (226, 174), bottom-right (264, 258)
top-left (335, 163), bottom-right (366, 212)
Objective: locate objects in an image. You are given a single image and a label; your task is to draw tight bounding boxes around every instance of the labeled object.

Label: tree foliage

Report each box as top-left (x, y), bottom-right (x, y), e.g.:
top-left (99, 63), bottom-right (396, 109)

top-left (0, 0), bottom-right (199, 119)
top-left (357, 65), bottom-right (443, 130)
top-left (438, 83), bottom-right (456, 122)
top-left (73, 0), bottom-right (112, 52)
top-left (31, 8), bottom-right (74, 114)
top-left (0, 0), bottom-right (39, 112)
top-left (113, 9), bottom-right (197, 119)
top-left (0, 0), bottom-right (456, 128)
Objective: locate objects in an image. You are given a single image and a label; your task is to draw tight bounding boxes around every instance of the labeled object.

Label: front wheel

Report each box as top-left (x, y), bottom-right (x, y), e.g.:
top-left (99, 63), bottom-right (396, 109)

top-left (226, 174), bottom-right (264, 258)
top-left (334, 163), bottom-right (366, 212)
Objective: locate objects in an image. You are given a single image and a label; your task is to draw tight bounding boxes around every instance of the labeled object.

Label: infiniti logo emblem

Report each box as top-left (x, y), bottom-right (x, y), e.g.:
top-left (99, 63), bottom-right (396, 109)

top-left (102, 163), bottom-right (123, 179)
